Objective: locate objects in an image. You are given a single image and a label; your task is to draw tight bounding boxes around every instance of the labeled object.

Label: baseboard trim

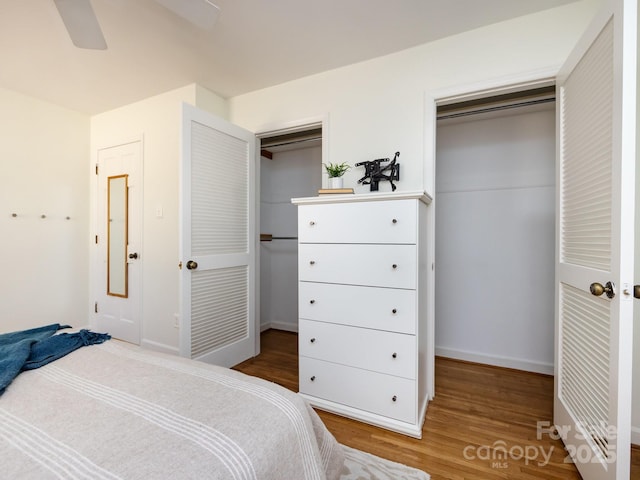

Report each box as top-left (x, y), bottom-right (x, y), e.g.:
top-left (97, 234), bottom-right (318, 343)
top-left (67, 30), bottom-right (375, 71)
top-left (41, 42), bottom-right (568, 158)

top-left (140, 339), bottom-right (179, 355)
top-left (435, 346), bottom-right (553, 375)
top-left (260, 322), bottom-right (298, 333)
top-left (632, 426), bottom-right (640, 447)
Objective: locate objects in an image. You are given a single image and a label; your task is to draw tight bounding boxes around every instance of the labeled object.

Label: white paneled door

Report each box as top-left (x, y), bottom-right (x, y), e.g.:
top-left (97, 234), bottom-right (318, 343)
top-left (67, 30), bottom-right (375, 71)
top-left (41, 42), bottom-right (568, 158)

top-left (554, 0), bottom-right (636, 479)
top-left (96, 141), bottom-right (142, 345)
top-left (180, 104), bottom-right (257, 367)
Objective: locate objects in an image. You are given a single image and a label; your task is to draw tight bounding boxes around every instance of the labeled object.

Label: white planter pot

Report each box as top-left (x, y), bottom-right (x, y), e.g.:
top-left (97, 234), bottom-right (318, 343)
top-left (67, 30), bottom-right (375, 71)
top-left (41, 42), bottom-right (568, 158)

top-left (329, 177), bottom-right (344, 189)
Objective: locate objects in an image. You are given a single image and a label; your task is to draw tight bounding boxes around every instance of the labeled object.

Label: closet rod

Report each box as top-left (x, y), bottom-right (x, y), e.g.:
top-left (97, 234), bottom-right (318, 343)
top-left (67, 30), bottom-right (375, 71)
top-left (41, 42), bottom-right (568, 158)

top-left (437, 97), bottom-right (555, 121)
top-left (260, 233), bottom-right (298, 242)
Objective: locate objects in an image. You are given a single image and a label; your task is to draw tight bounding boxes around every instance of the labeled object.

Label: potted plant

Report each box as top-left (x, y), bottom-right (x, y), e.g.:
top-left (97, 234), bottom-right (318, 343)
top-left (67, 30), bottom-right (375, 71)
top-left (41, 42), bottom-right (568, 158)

top-left (323, 162), bottom-right (350, 189)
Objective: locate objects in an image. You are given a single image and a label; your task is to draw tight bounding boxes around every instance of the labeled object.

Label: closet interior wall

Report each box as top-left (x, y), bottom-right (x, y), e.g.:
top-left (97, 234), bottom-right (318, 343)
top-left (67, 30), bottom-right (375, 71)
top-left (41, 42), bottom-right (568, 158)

top-left (259, 140), bottom-right (322, 332)
top-left (435, 95), bottom-right (556, 374)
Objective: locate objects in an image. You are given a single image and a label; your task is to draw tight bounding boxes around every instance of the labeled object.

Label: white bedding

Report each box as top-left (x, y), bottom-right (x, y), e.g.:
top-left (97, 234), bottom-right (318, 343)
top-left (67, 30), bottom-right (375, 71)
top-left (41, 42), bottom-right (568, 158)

top-left (0, 340), bottom-right (345, 479)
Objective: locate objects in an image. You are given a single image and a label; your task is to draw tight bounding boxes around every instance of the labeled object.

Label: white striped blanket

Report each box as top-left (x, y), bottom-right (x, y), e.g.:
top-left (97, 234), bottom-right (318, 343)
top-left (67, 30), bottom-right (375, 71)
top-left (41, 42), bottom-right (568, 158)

top-left (0, 341), bottom-right (345, 479)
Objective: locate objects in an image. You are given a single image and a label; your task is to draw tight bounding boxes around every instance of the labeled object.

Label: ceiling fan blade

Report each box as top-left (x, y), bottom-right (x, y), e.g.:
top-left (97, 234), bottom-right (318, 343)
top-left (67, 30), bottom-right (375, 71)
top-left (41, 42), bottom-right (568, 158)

top-left (53, 0), bottom-right (107, 50)
top-left (154, 0), bottom-right (220, 30)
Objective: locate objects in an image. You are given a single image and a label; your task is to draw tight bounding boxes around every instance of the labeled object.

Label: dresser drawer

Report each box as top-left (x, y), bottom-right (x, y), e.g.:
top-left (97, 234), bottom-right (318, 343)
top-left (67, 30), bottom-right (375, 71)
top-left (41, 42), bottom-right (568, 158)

top-left (298, 244), bottom-right (416, 289)
top-left (299, 357), bottom-right (416, 424)
top-left (299, 320), bottom-right (416, 379)
top-left (298, 200), bottom-right (417, 244)
top-left (299, 282), bottom-right (416, 334)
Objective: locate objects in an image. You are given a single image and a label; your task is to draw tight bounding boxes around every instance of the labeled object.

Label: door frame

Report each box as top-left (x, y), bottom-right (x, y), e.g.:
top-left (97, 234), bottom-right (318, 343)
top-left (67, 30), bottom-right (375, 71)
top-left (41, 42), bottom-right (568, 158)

top-left (425, 67), bottom-right (558, 401)
top-left (254, 114), bottom-right (329, 353)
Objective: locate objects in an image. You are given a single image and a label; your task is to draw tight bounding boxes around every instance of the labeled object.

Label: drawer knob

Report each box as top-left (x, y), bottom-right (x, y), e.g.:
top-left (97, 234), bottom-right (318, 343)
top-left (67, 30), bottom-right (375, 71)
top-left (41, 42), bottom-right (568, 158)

top-left (392, 218), bottom-right (398, 224)
top-left (310, 260), bottom-right (316, 265)
top-left (392, 264), bottom-right (398, 269)
top-left (392, 395), bottom-right (397, 402)
top-left (392, 352), bottom-right (397, 359)
top-left (310, 299), bottom-right (316, 304)
top-left (392, 308), bottom-right (397, 314)
top-left (310, 376), bottom-right (316, 382)
top-left (310, 338), bottom-right (316, 343)
top-left (309, 221), bottom-right (316, 226)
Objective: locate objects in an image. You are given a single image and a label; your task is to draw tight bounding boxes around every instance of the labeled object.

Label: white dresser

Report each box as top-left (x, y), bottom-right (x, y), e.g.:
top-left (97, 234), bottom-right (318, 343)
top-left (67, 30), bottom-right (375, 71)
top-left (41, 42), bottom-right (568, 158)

top-left (291, 191), bottom-right (432, 438)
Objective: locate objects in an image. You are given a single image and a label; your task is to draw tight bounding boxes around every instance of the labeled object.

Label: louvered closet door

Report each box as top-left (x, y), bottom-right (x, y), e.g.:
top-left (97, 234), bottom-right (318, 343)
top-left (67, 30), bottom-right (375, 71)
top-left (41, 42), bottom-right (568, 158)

top-left (555, 1), bottom-right (635, 479)
top-left (180, 103), bottom-right (256, 368)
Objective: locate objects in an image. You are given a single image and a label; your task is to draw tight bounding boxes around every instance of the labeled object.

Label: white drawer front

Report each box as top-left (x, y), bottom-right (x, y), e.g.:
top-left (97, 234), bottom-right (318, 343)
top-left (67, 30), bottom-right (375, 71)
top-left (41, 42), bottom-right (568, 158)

top-left (299, 357), bottom-right (416, 424)
top-left (298, 200), bottom-right (416, 244)
top-left (298, 244), bottom-right (416, 289)
top-left (299, 282), bottom-right (416, 334)
top-left (299, 320), bottom-right (416, 379)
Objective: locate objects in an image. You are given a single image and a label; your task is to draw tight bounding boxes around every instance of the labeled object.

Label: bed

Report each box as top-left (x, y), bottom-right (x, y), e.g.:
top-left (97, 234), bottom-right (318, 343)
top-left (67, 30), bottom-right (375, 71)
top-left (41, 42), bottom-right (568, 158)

top-left (0, 333), bottom-right (430, 480)
top-left (1, 335), bottom-right (348, 479)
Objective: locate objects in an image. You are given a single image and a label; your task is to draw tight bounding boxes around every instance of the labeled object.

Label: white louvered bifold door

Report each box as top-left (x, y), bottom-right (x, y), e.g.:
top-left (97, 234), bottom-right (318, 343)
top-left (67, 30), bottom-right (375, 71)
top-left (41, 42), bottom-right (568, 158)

top-left (554, 1), bottom-right (635, 479)
top-left (180, 103), bottom-right (256, 368)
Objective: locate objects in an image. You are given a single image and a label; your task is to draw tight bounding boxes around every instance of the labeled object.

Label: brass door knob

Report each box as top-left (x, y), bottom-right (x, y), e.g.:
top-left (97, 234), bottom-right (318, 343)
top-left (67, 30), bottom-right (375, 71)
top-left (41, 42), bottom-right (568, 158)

top-left (590, 281), bottom-right (615, 299)
top-left (635, 285), bottom-right (640, 299)
top-left (186, 260), bottom-right (198, 270)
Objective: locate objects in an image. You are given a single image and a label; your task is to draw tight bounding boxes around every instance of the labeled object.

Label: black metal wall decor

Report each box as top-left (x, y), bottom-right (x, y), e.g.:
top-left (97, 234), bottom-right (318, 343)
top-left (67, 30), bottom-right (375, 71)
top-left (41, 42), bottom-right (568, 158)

top-left (356, 151), bottom-right (400, 192)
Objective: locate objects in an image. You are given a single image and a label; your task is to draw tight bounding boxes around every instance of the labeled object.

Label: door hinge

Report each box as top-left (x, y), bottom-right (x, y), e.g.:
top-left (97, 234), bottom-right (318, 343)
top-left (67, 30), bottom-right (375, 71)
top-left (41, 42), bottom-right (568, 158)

top-left (94, 302), bottom-right (98, 313)
top-left (95, 164), bottom-right (99, 175)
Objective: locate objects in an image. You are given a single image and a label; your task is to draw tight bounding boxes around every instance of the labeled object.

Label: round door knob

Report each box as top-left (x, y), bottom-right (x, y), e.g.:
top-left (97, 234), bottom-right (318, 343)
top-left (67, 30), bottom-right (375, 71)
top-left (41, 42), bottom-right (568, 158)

top-left (392, 308), bottom-right (397, 314)
top-left (128, 252), bottom-right (138, 259)
top-left (392, 352), bottom-right (397, 359)
top-left (186, 260), bottom-right (198, 270)
top-left (310, 338), bottom-right (316, 343)
top-left (392, 218), bottom-right (398, 224)
top-left (309, 221), bottom-right (315, 226)
top-left (392, 264), bottom-right (398, 269)
top-left (392, 395), bottom-right (397, 402)
top-left (310, 299), bottom-right (316, 304)
top-left (310, 376), bottom-right (316, 382)
top-left (309, 260), bottom-right (316, 265)
top-left (590, 281), bottom-right (615, 299)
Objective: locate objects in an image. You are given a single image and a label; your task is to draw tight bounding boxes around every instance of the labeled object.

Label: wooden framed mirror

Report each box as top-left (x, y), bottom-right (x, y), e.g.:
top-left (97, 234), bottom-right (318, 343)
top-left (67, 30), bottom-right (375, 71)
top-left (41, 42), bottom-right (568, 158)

top-left (107, 174), bottom-right (128, 297)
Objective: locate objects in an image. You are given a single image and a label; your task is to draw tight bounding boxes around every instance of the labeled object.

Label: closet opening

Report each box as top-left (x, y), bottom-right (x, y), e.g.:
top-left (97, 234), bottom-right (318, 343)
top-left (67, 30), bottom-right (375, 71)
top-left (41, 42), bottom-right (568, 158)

top-left (434, 85), bottom-right (556, 375)
top-left (258, 127), bottom-right (323, 334)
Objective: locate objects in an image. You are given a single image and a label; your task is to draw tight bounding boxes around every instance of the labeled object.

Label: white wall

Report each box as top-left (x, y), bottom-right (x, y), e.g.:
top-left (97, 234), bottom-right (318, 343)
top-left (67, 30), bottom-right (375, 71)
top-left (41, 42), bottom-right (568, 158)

top-left (260, 145), bottom-right (322, 332)
top-left (0, 86), bottom-right (90, 333)
top-left (229, 2), bottom-right (599, 198)
top-left (435, 105), bottom-right (556, 374)
top-left (90, 84), bottom-right (228, 352)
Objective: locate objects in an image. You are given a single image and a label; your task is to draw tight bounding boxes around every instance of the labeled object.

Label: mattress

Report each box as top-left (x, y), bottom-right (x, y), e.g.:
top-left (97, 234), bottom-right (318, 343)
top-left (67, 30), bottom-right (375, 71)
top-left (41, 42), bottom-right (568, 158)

top-left (0, 339), bottom-right (345, 479)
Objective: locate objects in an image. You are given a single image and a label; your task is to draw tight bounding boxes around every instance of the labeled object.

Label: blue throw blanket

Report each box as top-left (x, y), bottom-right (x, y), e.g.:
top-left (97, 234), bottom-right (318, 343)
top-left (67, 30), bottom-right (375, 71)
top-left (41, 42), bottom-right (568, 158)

top-left (0, 324), bottom-right (111, 396)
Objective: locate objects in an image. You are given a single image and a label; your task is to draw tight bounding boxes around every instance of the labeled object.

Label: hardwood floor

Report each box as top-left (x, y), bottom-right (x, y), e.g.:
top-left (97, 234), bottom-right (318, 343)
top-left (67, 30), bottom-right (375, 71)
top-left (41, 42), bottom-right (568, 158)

top-left (234, 329), bottom-right (640, 480)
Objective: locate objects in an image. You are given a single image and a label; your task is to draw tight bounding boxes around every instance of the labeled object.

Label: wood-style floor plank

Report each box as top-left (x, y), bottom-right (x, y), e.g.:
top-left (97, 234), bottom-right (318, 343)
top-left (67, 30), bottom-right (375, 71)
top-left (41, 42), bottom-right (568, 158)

top-left (234, 329), bottom-right (640, 480)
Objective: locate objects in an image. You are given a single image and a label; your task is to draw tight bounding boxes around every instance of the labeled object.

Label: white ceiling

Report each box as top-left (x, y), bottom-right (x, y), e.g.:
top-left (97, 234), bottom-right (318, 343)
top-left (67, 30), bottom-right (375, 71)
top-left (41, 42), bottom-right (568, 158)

top-left (0, 0), bottom-right (579, 115)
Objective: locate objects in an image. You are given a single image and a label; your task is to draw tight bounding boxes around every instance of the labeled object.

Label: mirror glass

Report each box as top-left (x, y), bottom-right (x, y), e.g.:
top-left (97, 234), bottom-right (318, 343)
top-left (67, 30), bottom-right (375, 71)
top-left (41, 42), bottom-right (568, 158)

top-left (108, 175), bottom-right (128, 297)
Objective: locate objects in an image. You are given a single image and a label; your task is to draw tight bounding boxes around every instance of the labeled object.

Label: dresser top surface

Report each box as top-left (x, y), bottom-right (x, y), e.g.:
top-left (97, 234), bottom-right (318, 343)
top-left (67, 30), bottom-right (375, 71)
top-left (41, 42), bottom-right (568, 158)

top-left (291, 190), bottom-right (432, 206)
